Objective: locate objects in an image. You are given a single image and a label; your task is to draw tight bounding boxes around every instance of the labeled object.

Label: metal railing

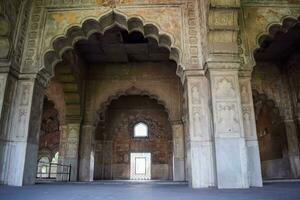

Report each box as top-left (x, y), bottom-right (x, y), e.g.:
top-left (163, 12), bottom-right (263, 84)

top-left (36, 162), bottom-right (72, 182)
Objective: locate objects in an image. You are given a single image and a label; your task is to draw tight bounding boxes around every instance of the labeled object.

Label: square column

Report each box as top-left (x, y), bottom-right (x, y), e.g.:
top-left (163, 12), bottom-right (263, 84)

top-left (185, 70), bottom-right (215, 188)
top-left (2, 77), bottom-right (45, 186)
top-left (209, 68), bottom-right (249, 188)
top-left (58, 123), bottom-right (81, 181)
top-left (239, 71), bottom-right (263, 187)
top-left (79, 124), bottom-right (95, 182)
top-left (171, 121), bottom-right (185, 181)
top-left (0, 72), bottom-right (17, 184)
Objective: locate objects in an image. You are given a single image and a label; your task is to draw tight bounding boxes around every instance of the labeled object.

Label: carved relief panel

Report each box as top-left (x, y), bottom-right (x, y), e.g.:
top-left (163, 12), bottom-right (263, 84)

top-left (12, 81), bottom-right (34, 140)
top-left (187, 76), bottom-right (212, 141)
top-left (215, 102), bottom-right (241, 136)
top-left (239, 77), bottom-right (257, 139)
top-left (210, 72), bottom-right (244, 138)
top-left (65, 125), bottom-right (80, 158)
top-left (21, 0), bottom-right (204, 74)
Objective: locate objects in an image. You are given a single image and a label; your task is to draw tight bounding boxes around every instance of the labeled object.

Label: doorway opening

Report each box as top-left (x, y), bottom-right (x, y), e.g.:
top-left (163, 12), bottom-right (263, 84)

top-left (130, 153), bottom-right (151, 180)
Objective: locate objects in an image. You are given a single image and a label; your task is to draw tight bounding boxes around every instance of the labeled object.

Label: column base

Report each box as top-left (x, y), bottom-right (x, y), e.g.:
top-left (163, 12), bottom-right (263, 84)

top-left (246, 140), bottom-right (263, 187)
top-left (188, 141), bottom-right (215, 188)
top-left (173, 158), bottom-right (185, 181)
top-left (0, 140), bottom-right (38, 186)
top-left (215, 138), bottom-right (249, 189)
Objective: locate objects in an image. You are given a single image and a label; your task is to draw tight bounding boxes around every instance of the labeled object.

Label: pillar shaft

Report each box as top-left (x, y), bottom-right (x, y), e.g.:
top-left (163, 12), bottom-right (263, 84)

top-left (239, 71), bottom-right (263, 186)
top-left (79, 124), bottom-right (95, 182)
top-left (209, 69), bottom-right (249, 188)
top-left (0, 72), bottom-right (17, 184)
top-left (172, 121), bottom-right (185, 181)
top-left (185, 71), bottom-right (215, 188)
top-left (58, 123), bottom-right (81, 181)
top-left (1, 77), bottom-right (44, 186)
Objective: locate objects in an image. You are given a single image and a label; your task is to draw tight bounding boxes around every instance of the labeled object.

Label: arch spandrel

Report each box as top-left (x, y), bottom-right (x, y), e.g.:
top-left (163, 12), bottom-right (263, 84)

top-left (42, 11), bottom-right (184, 83)
top-left (43, 8), bottom-right (110, 54)
top-left (241, 5), bottom-right (300, 61)
top-left (42, 5), bottom-right (183, 50)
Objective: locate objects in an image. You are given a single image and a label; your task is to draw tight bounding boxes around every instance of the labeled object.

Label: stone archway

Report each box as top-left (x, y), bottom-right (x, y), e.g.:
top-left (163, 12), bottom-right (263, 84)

top-left (42, 11), bottom-right (183, 81)
top-left (90, 93), bottom-right (177, 181)
top-left (251, 16), bottom-right (300, 179)
top-left (254, 16), bottom-right (300, 62)
top-left (41, 12), bottom-right (187, 183)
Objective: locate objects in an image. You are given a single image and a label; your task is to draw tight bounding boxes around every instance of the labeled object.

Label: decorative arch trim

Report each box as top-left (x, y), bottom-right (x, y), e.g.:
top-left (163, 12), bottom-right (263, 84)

top-left (254, 16), bottom-right (300, 57)
top-left (94, 86), bottom-right (171, 126)
top-left (43, 11), bottom-right (183, 80)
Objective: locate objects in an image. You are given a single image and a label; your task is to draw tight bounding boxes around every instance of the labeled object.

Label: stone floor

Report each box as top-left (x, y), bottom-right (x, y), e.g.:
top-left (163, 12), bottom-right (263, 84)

top-left (0, 181), bottom-right (300, 200)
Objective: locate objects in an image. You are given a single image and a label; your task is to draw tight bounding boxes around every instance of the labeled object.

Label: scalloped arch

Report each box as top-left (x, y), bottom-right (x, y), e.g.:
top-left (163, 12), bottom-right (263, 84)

top-left (254, 15), bottom-right (300, 58)
top-left (94, 87), bottom-right (171, 126)
top-left (43, 11), bottom-right (183, 79)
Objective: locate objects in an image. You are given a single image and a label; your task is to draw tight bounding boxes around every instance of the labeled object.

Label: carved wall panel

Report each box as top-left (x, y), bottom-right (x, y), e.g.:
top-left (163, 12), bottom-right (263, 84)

top-left (20, 0), bottom-right (205, 75)
top-left (187, 77), bottom-right (211, 141)
top-left (64, 124), bottom-right (80, 158)
top-left (239, 76), bottom-right (257, 139)
top-left (211, 72), bottom-right (244, 138)
top-left (216, 102), bottom-right (241, 136)
top-left (10, 81), bottom-right (34, 140)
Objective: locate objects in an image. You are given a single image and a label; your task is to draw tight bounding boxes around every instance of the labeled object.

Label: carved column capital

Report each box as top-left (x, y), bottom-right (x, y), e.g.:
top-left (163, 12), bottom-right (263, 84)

top-left (206, 61), bottom-right (240, 70)
top-left (182, 68), bottom-right (207, 84)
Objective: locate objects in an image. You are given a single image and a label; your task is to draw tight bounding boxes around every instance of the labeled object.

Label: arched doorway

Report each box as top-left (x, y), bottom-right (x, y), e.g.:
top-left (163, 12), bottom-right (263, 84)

top-left (40, 12), bottom-right (186, 183)
top-left (94, 95), bottom-right (173, 180)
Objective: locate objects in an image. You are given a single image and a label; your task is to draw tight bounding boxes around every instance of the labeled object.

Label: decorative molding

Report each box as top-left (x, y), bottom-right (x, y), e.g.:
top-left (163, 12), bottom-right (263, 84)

top-left (94, 86), bottom-right (171, 125)
top-left (242, 0), bottom-right (300, 7)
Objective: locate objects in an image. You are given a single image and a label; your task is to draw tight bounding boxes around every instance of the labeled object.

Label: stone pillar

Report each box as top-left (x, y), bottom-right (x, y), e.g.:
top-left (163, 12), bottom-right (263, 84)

top-left (185, 70), bottom-right (215, 188)
top-left (282, 72), bottom-right (300, 177)
top-left (0, 76), bottom-right (45, 186)
top-left (171, 121), bottom-right (185, 181)
top-left (208, 0), bottom-right (249, 188)
top-left (284, 119), bottom-right (300, 177)
top-left (79, 124), bottom-right (95, 182)
top-left (239, 71), bottom-right (263, 186)
top-left (58, 123), bottom-right (81, 181)
top-left (103, 140), bottom-right (113, 179)
top-left (209, 68), bottom-right (249, 188)
top-left (57, 125), bottom-right (68, 181)
top-left (0, 72), bottom-right (17, 184)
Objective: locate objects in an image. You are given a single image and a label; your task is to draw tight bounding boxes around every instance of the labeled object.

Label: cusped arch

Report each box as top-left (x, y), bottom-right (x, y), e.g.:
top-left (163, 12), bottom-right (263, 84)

top-left (94, 86), bottom-right (172, 126)
top-left (43, 11), bottom-right (183, 79)
top-left (254, 15), bottom-right (300, 58)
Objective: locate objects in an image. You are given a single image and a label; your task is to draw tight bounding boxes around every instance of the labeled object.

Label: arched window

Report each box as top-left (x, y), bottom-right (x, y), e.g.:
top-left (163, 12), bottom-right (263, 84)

top-left (134, 122), bottom-right (148, 138)
top-left (37, 156), bottom-right (50, 179)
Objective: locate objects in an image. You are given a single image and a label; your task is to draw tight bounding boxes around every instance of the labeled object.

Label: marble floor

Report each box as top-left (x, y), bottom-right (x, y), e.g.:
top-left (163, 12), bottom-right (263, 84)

top-left (0, 181), bottom-right (300, 200)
